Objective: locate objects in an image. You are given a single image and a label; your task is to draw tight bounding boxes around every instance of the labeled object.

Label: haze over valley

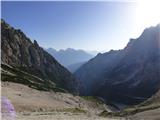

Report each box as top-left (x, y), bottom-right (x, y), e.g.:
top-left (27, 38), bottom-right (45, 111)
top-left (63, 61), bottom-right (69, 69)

top-left (46, 48), bottom-right (95, 72)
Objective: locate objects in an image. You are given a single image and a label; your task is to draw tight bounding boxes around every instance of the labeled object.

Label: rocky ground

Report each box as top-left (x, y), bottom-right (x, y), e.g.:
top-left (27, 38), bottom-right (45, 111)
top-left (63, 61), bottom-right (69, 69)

top-left (15, 112), bottom-right (124, 120)
top-left (129, 90), bottom-right (160, 120)
top-left (2, 81), bottom-right (160, 120)
top-left (1, 82), bottom-right (125, 120)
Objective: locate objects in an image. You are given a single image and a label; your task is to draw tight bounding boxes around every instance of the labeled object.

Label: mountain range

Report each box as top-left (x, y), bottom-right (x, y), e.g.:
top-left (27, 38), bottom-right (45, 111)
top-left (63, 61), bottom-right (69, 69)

top-left (46, 48), bottom-right (94, 72)
top-left (75, 24), bottom-right (160, 105)
top-left (1, 19), bottom-right (107, 119)
top-left (1, 19), bottom-right (160, 119)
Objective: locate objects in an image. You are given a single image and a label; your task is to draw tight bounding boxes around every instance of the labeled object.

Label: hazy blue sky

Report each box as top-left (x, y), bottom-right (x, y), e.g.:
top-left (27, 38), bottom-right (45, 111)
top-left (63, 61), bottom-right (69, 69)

top-left (2, 1), bottom-right (160, 52)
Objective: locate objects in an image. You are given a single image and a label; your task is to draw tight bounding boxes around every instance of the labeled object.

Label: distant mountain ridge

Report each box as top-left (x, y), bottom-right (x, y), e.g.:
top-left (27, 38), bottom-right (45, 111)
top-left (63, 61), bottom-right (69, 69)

top-left (1, 19), bottom-right (78, 93)
top-left (46, 48), bottom-right (94, 72)
top-left (75, 24), bottom-right (160, 105)
top-left (67, 61), bottom-right (86, 73)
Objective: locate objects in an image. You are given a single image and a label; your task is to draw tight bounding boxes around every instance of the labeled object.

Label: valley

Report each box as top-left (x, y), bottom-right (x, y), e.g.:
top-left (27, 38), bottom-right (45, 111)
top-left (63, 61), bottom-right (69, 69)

top-left (1, 17), bottom-right (160, 120)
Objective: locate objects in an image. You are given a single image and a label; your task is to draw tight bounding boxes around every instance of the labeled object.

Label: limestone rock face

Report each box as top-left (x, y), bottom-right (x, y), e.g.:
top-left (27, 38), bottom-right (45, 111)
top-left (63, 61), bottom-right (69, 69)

top-left (1, 19), bottom-right (78, 93)
top-left (75, 24), bottom-right (160, 104)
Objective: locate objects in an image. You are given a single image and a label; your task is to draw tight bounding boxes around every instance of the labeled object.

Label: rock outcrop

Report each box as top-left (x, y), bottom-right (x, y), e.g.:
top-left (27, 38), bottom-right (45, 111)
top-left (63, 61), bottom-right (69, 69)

top-left (1, 19), bottom-right (78, 93)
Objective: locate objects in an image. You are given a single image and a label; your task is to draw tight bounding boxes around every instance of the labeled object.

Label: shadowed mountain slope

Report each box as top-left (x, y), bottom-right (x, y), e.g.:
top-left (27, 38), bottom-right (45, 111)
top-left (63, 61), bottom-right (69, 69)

top-left (75, 24), bottom-right (160, 105)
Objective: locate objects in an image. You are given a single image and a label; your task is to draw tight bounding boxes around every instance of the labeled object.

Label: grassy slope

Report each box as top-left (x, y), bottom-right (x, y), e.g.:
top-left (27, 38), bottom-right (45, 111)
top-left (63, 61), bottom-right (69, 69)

top-left (1, 63), bottom-right (67, 92)
top-left (1, 63), bottom-right (107, 115)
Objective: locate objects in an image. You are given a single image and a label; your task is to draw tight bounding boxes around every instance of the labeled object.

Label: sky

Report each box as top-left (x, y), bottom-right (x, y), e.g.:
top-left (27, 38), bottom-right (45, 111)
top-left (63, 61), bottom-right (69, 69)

top-left (2, 0), bottom-right (160, 52)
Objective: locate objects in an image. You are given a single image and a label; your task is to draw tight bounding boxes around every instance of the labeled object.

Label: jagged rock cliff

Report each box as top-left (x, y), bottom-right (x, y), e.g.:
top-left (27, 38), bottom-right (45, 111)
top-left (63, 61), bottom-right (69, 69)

top-left (75, 24), bottom-right (160, 104)
top-left (1, 19), bottom-right (78, 93)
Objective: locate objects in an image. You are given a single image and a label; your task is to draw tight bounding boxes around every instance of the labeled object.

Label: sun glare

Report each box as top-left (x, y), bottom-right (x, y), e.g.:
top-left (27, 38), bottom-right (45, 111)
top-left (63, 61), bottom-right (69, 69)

top-left (134, 0), bottom-right (160, 31)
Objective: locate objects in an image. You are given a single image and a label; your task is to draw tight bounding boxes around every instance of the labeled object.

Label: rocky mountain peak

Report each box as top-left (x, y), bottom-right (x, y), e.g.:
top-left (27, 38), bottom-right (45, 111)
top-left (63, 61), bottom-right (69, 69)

top-left (75, 23), bottom-right (160, 105)
top-left (1, 19), bottom-right (78, 93)
top-left (33, 40), bottom-right (39, 47)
